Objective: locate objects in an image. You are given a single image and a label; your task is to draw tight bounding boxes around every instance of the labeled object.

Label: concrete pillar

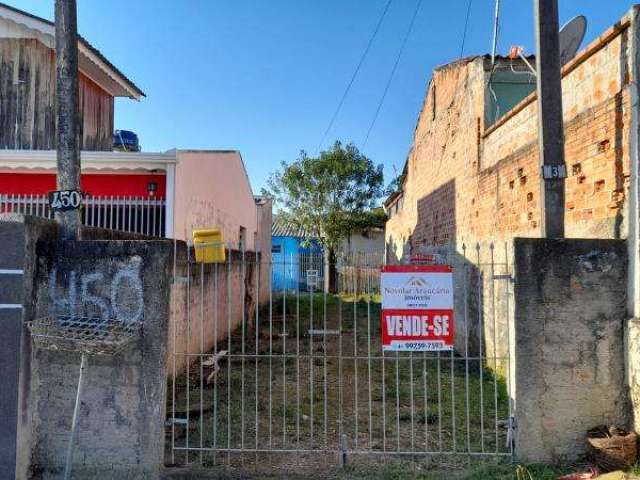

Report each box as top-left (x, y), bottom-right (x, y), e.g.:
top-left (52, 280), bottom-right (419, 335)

top-left (0, 215), bottom-right (175, 479)
top-left (513, 238), bottom-right (629, 463)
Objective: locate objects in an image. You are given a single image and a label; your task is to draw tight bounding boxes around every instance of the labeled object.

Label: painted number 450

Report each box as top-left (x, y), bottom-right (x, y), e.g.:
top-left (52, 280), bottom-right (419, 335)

top-left (48, 190), bottom-right (82, 211)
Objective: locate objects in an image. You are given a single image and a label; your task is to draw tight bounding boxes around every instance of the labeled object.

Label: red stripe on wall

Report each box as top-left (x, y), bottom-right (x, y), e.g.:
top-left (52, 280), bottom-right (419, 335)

top-left (0, 172), bottom-right (167, 197)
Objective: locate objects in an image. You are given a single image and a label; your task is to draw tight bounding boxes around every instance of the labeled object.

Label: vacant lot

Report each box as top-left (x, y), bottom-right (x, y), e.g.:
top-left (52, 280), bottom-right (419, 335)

top-left (167, 294), bottom-right (510, 476)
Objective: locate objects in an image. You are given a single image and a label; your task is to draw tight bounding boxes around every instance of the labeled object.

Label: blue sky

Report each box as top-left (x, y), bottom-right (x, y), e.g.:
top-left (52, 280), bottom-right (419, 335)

top-left (7, 0), bottom-right (637, 192)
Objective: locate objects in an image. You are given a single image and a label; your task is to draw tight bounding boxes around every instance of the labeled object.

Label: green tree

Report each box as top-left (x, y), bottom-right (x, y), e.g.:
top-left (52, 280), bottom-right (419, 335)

top-left (263, 141), bottom-right (385, 290)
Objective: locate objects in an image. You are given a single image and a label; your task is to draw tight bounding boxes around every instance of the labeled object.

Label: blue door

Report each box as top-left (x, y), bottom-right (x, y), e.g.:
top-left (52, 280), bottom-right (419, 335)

top-left (271, 237), bottom-right (300, 292)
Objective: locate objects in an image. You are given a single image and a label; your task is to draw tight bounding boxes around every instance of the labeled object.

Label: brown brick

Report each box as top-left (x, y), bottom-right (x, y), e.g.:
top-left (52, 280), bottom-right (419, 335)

top-left (386, 35), bottom-right (632, 255)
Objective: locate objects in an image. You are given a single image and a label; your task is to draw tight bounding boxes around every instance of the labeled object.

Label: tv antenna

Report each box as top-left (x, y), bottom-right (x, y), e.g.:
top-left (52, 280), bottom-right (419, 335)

top-left (509, 14), bottom-right (587, 75)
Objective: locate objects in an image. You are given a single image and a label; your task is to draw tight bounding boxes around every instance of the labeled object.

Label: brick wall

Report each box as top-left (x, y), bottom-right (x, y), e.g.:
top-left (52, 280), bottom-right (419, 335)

top-left (386, 16), bottom-right (633, 258)
top-left (386, 58), bottom-right (485, 261)
top-left (384, 11), bottom-right (637, 386)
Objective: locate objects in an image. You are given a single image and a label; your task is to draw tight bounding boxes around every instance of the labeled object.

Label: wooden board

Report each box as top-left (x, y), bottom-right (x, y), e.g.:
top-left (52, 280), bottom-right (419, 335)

top-left (0, 38), bottom-right (114, 151)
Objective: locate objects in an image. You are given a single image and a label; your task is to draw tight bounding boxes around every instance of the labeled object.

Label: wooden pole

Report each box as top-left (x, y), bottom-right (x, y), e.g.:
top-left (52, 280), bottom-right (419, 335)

top-left (534, 0), bottom-right (566, 238)
top-left (55, 0), bottom-right (81, 240)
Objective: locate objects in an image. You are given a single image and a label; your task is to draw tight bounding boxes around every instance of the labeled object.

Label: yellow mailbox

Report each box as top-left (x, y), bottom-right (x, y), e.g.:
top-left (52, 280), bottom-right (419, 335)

top-left (192, 228), bottom-right (225, 263)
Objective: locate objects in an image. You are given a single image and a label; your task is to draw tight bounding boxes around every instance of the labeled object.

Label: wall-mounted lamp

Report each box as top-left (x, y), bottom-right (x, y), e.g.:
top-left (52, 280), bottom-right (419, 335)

top-left (147, 181), bottom-right (158, 197)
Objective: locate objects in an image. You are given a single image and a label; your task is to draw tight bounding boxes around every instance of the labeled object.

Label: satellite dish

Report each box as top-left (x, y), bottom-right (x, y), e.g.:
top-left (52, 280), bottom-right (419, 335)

top-left (559, 15), bottom-right (587, 66)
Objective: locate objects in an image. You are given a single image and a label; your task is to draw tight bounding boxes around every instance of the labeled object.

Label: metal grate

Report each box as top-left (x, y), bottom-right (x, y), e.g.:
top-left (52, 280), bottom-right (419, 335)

top-left (29, 314), bottom-right (141, 356)
top-left (28, 306), bottom-right (144, 479)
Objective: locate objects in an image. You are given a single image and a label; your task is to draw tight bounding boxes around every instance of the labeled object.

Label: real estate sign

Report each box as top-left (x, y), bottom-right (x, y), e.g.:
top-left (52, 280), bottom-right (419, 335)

top-left (380, 265), bottom-right (454, 351)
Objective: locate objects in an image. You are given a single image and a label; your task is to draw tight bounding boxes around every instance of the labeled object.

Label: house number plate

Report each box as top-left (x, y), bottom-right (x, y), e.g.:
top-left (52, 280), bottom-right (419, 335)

top-left (48, 190), bottom-right (83, 211)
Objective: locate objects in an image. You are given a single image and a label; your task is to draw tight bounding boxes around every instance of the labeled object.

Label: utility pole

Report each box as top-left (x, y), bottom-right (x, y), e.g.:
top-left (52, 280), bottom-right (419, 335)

top-left (54, 0), bottom-right (82, 240)
top-left (534, 0), bottom-right (566, 238)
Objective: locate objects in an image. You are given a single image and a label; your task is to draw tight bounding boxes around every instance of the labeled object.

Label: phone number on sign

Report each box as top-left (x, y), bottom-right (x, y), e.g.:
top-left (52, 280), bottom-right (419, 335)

top-left (384, 341), bottom-right (453, 352)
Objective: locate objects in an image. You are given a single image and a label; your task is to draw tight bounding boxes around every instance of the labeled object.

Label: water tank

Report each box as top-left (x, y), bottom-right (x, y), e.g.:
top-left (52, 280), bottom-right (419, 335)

top-left (113, 130), bottom-right (140, 152)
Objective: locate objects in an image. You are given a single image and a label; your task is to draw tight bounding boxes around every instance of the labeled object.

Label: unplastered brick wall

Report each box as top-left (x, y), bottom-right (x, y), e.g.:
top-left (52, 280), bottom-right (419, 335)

top-left (386, 57), bottom-right (485, 260)
top-left (385, 11), bottom-right (636, 373)
top-left (386, 15), bottom-right (633, 259)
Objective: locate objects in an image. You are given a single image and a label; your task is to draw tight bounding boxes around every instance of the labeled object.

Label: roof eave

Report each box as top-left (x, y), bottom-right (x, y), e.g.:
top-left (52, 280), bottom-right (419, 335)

top-left (0, 150), bottom-right (176, 172)
top-left (0, 2), bottom-right (144, 100)
top-left (78, 38), bottom-right (145, 99)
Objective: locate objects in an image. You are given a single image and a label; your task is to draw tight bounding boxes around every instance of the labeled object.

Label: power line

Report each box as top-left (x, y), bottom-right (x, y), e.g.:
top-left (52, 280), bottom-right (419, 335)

top-left (460, 0), bottom-right (473, 58)
top-left (317, 0), bottom-right (393, 153)
top-left (363, 0), bottom-right (422, 148)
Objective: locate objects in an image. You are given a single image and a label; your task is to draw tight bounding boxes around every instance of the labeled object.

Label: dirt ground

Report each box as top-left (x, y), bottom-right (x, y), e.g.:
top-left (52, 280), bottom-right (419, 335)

top-left (160, 460), bottom-right (577, 480)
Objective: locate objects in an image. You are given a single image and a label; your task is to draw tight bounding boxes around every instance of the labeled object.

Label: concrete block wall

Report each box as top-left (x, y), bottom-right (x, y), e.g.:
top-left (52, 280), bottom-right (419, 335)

top-left (0, 214), bottom-right (174, 479)
top-left (513, 238), bottom-right (628, 463)
top-left (30, 239), bottom-right (174, 479)
top-left (168, 246), bottom-right (261, 374)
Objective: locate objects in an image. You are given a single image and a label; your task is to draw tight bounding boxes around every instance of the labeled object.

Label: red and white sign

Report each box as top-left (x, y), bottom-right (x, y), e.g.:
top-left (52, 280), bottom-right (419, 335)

top-left (381, 265), bottom-right (454, 351)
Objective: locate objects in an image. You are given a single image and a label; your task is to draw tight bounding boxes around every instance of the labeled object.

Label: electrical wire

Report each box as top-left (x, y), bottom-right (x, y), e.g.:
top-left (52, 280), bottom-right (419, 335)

top-left (459, 0), bottom-right (473, 58)
top-left (317, 0), bottom-right (393, 152)
top-left (363, 0), bottom-right (422, 148)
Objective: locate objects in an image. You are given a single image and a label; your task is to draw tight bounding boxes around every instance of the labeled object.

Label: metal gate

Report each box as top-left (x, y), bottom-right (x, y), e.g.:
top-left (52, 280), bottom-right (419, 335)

top-left (167, 243), bottom-right (513, 475)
